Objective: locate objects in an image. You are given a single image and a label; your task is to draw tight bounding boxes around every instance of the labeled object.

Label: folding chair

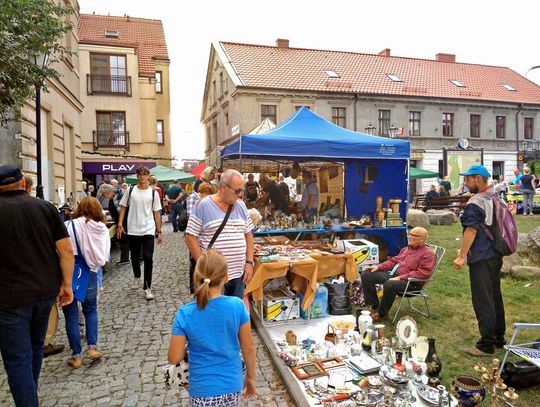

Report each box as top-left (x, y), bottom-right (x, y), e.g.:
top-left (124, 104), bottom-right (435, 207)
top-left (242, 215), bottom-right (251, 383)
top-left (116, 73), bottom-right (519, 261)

top-left (498, 322), bottom-right (540, 377)
top-left (391, 245), bottom-right (445, 323)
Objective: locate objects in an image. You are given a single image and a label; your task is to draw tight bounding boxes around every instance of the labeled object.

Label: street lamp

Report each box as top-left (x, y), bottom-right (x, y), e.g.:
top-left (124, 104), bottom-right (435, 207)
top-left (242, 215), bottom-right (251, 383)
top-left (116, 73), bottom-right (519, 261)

top-left (364, 123), bottom-right (376, 135)
top-left (388, 123), bottom-right (398, 138)
top-left (33, 51), bottom-right (49, 200)
top-left (524, 65), bottom-right (540, 77)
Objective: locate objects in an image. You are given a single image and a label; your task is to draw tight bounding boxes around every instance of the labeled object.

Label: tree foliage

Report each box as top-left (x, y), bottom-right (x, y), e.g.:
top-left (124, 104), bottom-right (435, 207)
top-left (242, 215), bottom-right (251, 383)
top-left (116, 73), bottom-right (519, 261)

top-left (0, 0), bottom-right (74, 126)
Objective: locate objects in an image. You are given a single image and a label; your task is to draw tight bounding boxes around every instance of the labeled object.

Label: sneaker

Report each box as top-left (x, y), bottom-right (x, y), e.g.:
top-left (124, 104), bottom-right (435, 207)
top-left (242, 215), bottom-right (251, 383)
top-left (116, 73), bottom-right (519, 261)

top-left (43, 343), bottom-right (65, 358)
top-left (145, 288), bottom-right (154, 300)
top-left (67, 357), bottom-right (82, 368)
top-left (116, 260), bottom-right (130, 266)
top-left (371, 311), bottom-right (388, 322)
top-left (133, 277), bottom-right (140, 288)
top-left (87, 348), bottom-right (103, 361)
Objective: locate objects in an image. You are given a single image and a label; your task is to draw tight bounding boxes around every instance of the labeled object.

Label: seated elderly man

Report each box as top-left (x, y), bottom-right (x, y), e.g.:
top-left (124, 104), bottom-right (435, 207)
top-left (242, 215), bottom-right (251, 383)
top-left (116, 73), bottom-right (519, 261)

top-left (361, 227), bottom-right (436, 322)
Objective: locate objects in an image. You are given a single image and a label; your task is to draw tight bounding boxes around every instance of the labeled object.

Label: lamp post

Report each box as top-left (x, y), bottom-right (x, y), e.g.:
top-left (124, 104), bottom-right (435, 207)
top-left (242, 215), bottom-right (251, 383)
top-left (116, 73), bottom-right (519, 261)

top-left (524, 65), bottom-right (540, 77)
top-left (33, 51), bottom-right (49, 200)
top-left (364, 123), bottom-right (376, 135)
top-left (388, 123), bottom-right (398, 139)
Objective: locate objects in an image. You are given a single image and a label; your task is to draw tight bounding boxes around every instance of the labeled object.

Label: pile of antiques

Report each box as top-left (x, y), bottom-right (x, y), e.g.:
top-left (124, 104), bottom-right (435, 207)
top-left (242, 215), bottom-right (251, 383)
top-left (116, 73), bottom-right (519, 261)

top-left (272, 315), bottom-right (518, 406)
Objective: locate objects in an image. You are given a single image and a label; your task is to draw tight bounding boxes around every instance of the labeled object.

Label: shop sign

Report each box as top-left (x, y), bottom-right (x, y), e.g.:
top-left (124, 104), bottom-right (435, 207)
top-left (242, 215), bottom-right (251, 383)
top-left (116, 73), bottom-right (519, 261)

top-left (83, 161), bottom-right (156, 174)
top-left (411, 151), bottom-right (424, 160)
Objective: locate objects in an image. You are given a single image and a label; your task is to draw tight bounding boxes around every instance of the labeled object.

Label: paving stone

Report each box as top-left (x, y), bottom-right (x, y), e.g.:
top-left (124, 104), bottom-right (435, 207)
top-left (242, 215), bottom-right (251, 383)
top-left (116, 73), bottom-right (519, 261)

top-left (0, 225), bottom-right (293, 405)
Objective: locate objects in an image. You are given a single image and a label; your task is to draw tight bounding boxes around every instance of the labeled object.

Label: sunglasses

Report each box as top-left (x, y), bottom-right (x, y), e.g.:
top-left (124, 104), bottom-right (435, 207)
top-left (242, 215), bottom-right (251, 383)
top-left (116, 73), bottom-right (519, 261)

top-left (225, 183), bottom-right (244, 195)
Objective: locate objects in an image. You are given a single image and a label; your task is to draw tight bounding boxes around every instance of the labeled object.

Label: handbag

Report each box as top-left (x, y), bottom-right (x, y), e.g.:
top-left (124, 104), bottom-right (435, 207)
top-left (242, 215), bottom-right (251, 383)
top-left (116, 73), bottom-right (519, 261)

top-left (177, 209), bottom-right (188, 232)
top-left (325, 281), bottom-right (352, 315)
top-left (70, 221), bottom-right (91, 302)
top-left (351, 278), bottom-right (365, 307)
top-left (163, 353), bottom-right (189, 391)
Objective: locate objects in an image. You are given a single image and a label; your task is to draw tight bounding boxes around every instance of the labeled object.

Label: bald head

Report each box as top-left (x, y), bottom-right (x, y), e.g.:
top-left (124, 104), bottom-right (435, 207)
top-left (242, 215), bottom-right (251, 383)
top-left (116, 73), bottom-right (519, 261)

top-left (409, 227), bottom-right (428, 247)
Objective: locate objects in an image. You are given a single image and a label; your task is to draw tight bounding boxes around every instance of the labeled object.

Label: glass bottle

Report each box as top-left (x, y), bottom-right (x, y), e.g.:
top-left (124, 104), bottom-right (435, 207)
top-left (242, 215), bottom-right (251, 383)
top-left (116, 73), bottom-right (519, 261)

top-left (425, 337), bottom-right (442, 379)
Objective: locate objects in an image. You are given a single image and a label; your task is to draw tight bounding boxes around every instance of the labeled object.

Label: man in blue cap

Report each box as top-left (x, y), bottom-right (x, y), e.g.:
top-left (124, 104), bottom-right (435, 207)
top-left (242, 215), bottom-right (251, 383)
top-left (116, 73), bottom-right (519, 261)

top-left (0, 164), bottom-right (75, 406)
top-left (453, 164), bottom-right (506, 356)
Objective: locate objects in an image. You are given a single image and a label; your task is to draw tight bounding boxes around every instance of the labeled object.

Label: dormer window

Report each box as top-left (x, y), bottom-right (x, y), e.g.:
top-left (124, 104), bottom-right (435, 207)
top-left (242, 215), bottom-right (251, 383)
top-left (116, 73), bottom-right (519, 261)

top-left (325, 70), bottom-right (340, 78)
top-left (387, 74), bottom-right (402, 82)
top-left (450, 79), bottom-right (466, 87)
top-left (104, 30), bottom-right (119, 39)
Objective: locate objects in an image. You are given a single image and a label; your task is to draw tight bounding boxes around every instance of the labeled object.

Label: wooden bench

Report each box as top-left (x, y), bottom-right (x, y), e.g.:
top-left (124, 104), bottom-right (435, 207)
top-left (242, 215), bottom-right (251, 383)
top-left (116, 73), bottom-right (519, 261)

top-left (413, 194), bottom-right (470, 212)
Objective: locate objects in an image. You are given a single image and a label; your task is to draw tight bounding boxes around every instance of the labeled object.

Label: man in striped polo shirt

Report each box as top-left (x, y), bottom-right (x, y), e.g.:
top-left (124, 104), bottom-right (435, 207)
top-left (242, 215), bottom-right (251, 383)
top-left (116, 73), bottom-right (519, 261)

top-left (185, 170), bottom-right (254, 298)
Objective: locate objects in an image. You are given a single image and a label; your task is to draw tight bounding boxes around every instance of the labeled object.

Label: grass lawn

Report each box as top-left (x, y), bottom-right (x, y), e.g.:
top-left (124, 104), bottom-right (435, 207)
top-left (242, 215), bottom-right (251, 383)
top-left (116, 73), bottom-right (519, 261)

top-left (390, 215), bottom-right (540, 406)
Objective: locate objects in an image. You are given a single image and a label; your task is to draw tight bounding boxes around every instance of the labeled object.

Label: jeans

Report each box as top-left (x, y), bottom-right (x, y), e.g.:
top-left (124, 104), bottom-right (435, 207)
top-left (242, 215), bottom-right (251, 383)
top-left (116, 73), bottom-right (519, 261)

top-left (128, 234), bottom-right (155, 289)
top-left (224, 277), bottom-right (245, 299)
top-left (62, 272), bottom-right (98, 356)
top-left (0, 297), bottom-right (54, 407)
top-left (361, 270), bottom-right (420, 317)
top-left (170, 202), bottom-right (185, 231)
top-left (469, 256), bottom-right (505, 353)
top-left (522, 189), bottom-right (535, 215)
top-left (97, 267), bottom-right (103, 289)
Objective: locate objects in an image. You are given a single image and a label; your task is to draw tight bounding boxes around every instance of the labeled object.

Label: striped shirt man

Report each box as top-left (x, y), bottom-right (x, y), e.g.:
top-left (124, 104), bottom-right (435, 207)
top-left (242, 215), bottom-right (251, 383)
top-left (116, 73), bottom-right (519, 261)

top-left (186, 197), bottom-right (254, 280)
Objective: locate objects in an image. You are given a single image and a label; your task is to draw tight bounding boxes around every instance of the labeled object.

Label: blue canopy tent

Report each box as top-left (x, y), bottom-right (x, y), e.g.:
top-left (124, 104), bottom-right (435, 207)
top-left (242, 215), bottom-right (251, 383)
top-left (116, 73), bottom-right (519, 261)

top-left (222, 108), bottom-right (411, 254)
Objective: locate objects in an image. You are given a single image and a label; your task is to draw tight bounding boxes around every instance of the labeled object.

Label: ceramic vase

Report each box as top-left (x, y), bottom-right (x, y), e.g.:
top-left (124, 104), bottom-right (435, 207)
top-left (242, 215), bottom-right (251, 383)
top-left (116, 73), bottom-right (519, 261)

top-left (425, 337), bottom-right (442, 379)
top-left (450, 375), bottom-right (486, 407)
top-left (374, 324), bottom-right (390, 353)
top-left (392, 350), bottom-right (405, 372)
top-left (356, 310), bottom-right (373, 336)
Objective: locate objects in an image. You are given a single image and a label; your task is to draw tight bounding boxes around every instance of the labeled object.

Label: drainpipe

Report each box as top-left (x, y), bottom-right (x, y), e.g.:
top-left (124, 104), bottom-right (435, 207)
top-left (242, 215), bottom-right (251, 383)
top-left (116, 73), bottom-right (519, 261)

top-left (516, 103), bottom-right (523, 164)
top-left (353, 94), bottom-right (358, 131)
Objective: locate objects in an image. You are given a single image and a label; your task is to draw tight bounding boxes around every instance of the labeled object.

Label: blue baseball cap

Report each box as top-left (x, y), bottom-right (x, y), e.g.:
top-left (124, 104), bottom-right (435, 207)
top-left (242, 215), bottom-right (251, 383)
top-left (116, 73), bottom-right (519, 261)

top-left (460, 164), bottom-right (490, 178)
top-left (0, 164), bottom-right (23, 186)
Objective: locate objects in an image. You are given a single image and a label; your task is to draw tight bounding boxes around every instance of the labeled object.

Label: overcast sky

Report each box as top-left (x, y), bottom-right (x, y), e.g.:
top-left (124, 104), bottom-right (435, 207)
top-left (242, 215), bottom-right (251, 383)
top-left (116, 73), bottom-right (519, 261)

top-left (78, 0), bottom-right (540, 161)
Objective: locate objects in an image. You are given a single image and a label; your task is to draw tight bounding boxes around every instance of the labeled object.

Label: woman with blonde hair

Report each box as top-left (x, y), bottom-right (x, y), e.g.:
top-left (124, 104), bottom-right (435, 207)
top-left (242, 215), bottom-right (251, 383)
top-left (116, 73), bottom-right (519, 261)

top-left (168, 250), bottom-right (256, 406)
top-left (62, 197), bottom-right (110, 368)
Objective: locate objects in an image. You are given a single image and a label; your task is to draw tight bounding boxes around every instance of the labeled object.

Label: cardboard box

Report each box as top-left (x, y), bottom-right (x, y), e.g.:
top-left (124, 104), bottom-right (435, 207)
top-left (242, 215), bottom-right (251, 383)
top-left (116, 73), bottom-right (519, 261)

top-left (335, 239), bottom-right (379, 270)
top-left (299, 284), bottom-right (328, 319)
top-left (261, 287), bottom-right (300, 322)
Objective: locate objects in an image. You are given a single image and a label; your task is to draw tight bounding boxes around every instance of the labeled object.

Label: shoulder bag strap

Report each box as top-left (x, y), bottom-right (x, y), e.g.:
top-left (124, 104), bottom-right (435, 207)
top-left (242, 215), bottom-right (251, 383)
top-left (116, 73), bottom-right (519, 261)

top-left (71, 221), bottom-right (88, 266)
top-left (207, 204), bottom-right (234, 250)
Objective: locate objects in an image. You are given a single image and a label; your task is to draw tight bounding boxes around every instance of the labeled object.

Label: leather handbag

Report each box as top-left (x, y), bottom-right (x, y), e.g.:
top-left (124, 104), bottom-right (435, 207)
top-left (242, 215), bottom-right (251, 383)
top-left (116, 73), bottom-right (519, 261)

top-left (324, 324), bottom-right (337, 344)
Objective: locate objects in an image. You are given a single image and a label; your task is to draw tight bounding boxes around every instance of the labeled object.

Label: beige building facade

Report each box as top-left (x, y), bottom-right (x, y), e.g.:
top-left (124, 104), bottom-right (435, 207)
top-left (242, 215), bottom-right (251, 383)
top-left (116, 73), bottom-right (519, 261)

top-left (78, 14), bottom-right (171, 185)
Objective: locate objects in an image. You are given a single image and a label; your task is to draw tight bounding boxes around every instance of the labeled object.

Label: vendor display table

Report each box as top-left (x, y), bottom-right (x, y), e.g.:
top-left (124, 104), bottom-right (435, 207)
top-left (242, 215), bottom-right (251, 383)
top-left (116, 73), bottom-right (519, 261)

top-left (506, 193), bottom-right (540, 204)
top-left (254, 226), bottom-right (407, 256)
top-left (246, 252), bottom-right (357, 312)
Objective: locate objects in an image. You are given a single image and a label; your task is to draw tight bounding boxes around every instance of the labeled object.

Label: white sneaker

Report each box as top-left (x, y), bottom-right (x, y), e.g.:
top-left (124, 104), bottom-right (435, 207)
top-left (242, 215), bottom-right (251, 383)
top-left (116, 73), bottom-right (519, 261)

top-left (145, 288), bottom-right (154, 300)
top-left (133, 278), bottom-right (140, 288)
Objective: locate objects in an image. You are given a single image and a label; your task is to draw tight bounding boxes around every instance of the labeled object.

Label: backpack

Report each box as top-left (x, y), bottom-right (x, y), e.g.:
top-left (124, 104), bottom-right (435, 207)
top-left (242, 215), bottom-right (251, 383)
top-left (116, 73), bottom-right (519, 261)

top-left (123, 186), bottom-right (156, 234)
top-left (482, 192), bottom-right (518, 256)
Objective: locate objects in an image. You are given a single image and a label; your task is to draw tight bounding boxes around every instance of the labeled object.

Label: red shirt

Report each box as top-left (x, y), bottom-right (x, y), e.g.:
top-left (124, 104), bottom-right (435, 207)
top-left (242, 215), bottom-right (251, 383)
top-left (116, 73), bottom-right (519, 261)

top-left (378, 244), bottom-right (436, 280)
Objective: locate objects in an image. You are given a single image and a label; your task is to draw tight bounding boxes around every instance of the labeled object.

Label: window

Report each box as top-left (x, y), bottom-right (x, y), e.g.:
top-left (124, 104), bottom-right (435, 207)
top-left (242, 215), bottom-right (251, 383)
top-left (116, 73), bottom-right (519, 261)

top-left (496, 116), bottom-right (506, 139)
top-left (524, 117), bottom-right (534, 140)
top-left (104, 30), bottom-right (118, 39)
top-left (332, 107), bottom-right (346, 128)
top-left (96, 112), bottom-right (126, 147)
top-left (295, 105), bottom-right (311, 111)
top-left (378, 110), bottom-right (391, 136)
top-left (261, 105), bottom-right (277, 123)
top-left (212, 80), bottom-right (217, 103)
top-left (387, 74), bottom-right (402, 82)
top-left (219, 72), bottom-right (224, 96)
top-left (89, 54), bottom-right (128, 94)
top-left (325, 70), bottom-right (340, 78)
top-left (155, 71), bottom-right (162, 93)
top-left (450, 79), bottom-right (466, 87)
top-left (502, 84), bottom-right (516, 91)
top-left (156, 120), bottom-right (164, 144)
top-left (442, 113), bottom-right (454, 137)
top-left (470, 114), bottom-right (481, 138)
top-left (409, 111), bottom-right (421, 136)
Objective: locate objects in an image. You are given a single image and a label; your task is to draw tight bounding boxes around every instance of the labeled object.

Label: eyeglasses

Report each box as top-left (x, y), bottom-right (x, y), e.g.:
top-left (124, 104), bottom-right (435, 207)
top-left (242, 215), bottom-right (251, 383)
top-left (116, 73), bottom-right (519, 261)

top-left (225, 183), bottom-right (244, 195)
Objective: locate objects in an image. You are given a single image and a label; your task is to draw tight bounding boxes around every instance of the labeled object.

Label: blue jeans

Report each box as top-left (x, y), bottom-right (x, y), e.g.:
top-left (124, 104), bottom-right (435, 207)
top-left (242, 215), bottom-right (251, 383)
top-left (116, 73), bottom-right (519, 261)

top-left (62, 272), bottom-right (98, 356)
top-left (0, 297), bottom-right (54, 407)
top-left (224, 277), bottom-right (245, 299)
top-left (170, 202), bottom-right (185, 231)
top-left (522, 189), bottom-right (535, 215)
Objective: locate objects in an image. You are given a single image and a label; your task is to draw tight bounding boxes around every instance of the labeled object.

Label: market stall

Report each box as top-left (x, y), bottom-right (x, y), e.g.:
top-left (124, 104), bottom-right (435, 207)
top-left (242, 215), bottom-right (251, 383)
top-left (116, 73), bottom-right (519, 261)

top-left (125, 165), bottom-right (196, 184)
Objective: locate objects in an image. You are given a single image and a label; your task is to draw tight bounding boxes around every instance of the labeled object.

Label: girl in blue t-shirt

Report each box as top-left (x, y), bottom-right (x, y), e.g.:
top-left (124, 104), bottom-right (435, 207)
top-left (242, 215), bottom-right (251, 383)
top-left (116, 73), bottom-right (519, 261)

top-left (168, 250), bottom-right (256, 406)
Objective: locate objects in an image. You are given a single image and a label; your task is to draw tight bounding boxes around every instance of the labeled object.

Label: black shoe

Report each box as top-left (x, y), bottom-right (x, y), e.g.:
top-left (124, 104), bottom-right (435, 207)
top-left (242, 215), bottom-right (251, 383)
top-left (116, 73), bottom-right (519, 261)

top-left (43, 343), bottom-right (65, 358)
top-left (173, 229), bottom-right (178, 233)
top-left (116, 260), bottom-right (130, 266)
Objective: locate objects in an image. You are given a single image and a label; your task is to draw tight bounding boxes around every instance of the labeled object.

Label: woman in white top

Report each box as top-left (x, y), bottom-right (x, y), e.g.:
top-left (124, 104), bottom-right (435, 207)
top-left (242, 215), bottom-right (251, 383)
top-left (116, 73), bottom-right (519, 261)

top-left (62, 197), bottom-right (110, 368)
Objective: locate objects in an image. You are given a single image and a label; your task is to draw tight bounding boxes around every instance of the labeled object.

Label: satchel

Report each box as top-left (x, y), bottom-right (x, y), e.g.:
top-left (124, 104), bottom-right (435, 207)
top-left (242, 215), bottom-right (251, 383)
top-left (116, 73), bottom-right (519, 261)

top-left (70, 221), bottom-right (91, 302)
top-left (500, 360), bottom-right (540, 389)
top-left (163, 353), bottom-right (189, 391)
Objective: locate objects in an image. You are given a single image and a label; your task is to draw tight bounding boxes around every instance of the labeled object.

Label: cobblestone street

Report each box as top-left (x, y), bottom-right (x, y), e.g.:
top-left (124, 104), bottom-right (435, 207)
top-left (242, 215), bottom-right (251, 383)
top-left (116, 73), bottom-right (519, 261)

top-left (0, 225), bottom-right (294, 406)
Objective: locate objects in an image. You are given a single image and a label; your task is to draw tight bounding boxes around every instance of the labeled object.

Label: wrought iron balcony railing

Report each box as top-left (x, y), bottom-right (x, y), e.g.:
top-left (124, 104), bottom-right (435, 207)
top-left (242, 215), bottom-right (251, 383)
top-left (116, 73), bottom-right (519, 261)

top-left (87, 74), bottom-right (132, 96)
top-left (92, 130), bottom-right (130, 151)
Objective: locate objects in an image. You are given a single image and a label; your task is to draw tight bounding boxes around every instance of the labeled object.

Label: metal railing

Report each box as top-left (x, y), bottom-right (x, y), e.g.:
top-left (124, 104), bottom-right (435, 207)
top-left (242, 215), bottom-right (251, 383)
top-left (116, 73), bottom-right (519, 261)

top-left (87, 74), bottom-right (132, 96)
top-left (92, 130), bottom-right (130, 151)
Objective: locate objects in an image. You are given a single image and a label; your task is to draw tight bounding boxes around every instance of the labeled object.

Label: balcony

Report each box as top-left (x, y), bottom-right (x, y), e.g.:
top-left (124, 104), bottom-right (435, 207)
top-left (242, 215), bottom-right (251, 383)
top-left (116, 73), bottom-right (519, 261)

top-left (519, 139), bottom-right (540, 160)
top-left (87, 74), bottom-right (132, 96)
top-left (93, 130), bottom-right (130, 151)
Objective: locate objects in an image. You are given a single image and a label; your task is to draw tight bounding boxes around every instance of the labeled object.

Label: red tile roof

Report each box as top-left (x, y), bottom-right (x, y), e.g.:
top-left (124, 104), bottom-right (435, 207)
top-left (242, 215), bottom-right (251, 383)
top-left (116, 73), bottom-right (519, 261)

top-left (78, 14), bottom-right (169, 78)
top-left (220, 42), bottom-right (540, 105)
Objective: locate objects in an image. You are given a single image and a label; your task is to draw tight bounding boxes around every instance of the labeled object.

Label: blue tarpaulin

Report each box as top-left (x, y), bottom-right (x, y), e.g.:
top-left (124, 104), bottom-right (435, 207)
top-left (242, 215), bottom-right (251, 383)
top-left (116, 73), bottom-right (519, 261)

top-left (221, 108), bottom-right (410, 160)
